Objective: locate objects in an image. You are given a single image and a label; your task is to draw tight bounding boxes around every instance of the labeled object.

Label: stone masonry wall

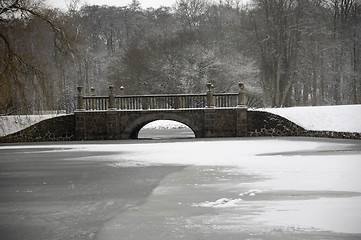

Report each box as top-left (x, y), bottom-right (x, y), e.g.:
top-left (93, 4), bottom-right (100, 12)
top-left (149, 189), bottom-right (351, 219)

top-left (74, 108), bottom-right (248, 140)
top-left (204, 108), bottom-right (247, 138)
top-left (0, 115), bottom-right (75, 143)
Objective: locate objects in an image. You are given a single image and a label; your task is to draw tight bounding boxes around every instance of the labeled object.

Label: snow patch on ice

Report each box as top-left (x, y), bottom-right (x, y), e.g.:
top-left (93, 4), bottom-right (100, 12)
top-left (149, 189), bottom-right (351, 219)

top-left (192, 198), bottom-right (243, 208)
top-left (239, 189), bottom-right (265, 197)
top-left (106, 160), bottom-right (159, 168)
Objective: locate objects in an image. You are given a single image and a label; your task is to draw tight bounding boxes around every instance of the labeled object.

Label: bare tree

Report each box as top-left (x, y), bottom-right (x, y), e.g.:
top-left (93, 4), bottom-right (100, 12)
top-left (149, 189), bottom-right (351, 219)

top-left (251, 0), bottom-right (307, 107)
top-left (0, 0), bottom-right (72, 114)
top-left (175, 0), bottom-right (208, 29)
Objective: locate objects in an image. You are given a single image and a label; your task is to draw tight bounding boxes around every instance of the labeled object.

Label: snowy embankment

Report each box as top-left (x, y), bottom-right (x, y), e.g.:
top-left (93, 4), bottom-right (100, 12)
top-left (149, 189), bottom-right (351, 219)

top-left (0, 114), bottom-right (65, 137)
top-left (256, 104), bottom-right (361, 133)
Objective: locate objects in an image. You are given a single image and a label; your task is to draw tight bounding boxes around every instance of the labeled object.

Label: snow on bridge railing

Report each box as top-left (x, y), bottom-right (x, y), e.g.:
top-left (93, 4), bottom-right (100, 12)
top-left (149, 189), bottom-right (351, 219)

top-left (76, 83), bottom-right (246, 111)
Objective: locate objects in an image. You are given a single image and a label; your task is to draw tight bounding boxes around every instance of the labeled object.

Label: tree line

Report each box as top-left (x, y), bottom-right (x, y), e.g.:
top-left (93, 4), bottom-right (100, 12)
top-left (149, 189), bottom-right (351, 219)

top-left (1, 0), bottom-right (360, 114)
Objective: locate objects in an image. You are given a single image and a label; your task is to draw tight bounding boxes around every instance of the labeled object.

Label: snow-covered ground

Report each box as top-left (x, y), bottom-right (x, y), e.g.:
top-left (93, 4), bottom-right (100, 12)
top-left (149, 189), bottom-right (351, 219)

top-left (0, 114), bottom-right (66, 137)
top-left (256, 104), bottom-right (361, 133)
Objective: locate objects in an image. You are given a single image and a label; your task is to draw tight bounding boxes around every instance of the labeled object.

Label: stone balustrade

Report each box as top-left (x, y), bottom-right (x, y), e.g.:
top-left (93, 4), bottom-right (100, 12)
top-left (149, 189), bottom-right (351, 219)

top-left (76, 83), bottom-right (246, 111)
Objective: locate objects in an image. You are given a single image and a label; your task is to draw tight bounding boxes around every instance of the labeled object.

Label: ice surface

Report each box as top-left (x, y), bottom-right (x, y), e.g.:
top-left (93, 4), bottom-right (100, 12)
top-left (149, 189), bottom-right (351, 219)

top-left (86, 138), bottom-right (361, 234)
top-left (1, 134), bottom-right (361, 235)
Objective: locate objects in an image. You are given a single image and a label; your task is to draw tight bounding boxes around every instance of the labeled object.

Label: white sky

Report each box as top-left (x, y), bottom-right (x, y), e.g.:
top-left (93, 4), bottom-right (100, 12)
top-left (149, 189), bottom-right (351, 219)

top-left (46, 0), bottom-right (178, 10)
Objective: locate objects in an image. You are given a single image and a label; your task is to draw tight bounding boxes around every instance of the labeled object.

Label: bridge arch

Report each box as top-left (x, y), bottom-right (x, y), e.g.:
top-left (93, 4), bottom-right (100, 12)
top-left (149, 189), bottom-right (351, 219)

top-left (121, 113), bottom-right (203, 139)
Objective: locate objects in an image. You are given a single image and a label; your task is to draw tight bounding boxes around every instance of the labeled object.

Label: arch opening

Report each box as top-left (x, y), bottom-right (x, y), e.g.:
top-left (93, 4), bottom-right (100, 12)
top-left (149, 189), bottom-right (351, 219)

top-left (137, 120), bottom-right (196, 139)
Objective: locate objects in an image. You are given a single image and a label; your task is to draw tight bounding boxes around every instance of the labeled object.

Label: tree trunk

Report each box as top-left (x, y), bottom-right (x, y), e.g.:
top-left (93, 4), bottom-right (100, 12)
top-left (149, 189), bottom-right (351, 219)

top-left (275, 56), bottom-right (281, 107)
top-left (311, 63), bottom-right (318, 106)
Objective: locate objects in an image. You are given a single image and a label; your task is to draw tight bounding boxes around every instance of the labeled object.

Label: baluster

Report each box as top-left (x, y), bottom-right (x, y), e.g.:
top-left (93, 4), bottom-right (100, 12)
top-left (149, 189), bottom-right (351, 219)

top-left (149, 97), bottom-right (153, 109)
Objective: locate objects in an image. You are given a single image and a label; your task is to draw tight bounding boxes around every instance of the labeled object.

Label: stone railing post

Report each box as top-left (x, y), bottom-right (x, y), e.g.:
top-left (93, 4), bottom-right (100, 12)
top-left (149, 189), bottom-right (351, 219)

top-left (108, 85), bottom-right (116, 110)
top-left (90, 87), bottom-right (96, 110)
top-left (119, 86), bottom-right (125, 110)
top-left (174, 96), bottom-right (181, 109)
top-left (238, 82), bottom-right (246, 107)
top-left (142, 97), bottom-right (149, 110)
top-left (206, 83), bottom-right (215, 108)
top-left (76, 86), bottom-right (85, 111)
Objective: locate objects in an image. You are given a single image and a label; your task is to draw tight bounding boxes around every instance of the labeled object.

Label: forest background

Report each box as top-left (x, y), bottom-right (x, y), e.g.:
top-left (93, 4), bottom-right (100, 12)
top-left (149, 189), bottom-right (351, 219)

top-left (1, 0), bottom-right (360, 114)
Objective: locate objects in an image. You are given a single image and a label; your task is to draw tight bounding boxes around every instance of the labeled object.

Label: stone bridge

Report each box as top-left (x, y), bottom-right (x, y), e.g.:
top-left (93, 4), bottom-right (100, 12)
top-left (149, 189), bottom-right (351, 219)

top-left (75, 83), bottom-right (247, 140)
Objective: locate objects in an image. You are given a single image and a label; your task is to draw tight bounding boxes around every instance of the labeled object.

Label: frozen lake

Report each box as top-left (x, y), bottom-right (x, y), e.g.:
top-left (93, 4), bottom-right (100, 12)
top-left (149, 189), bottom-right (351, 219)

top-left (1, 137), bottom-right (361, 240)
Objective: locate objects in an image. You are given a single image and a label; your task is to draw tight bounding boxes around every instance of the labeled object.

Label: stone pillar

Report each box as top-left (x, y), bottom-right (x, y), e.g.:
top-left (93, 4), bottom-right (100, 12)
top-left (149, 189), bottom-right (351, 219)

top-left (142, 97), bottom-right (149, 110)
top-left (119, 86), bottom-right (125, 110)
top-left (206, 83), bottom-right (215, 108)
top-left (90, 87), bottom-right (96, 110)
top-left (107, 111), bottom-right (119, 140)
top-left (238, 82), bottom-right (246, 107)
top-left (236, 107), bottom-right (248, 137)
top-left (174, 97), bottom-right (181, 109)
top-left (108, 85), bottom-right (116, 110)
top-left (204, 108), bottom-right (216, 137)
top-left (76, 86), bottom-right (85, 111)
top-left (75, 111), bottom-right (87, 140)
